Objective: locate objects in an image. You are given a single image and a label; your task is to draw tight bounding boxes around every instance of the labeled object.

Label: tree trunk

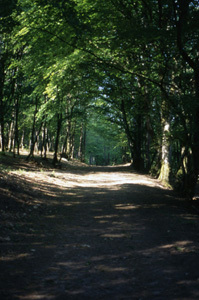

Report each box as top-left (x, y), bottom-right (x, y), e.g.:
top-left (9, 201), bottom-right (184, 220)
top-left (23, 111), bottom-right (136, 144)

top-left (0, 59), bottom-right (5, 152)
top-left (13, 97), bottom-right (20, 157)
top-left (158, 120), bottom-right (170, 185)
top-left (34, 131), bottom-right (39, 153)
top-left (8, 120), bottom-right (14, 152)
top-left (120, 99), bottom-right (134, 163)
top-left (44, 126), bottom-right (48, 158)
top-left (133, 114), bottom-right (144, 171)
top-left (70, 122), bottom-right (76, 160)
top-left (78, 123), bottom-right (84, 162)
top-left (66, 119), bottom-right (71, 159)
top-left (62, 135), bottom-right (67, 154)
top-left (82, 126), bottom-right (86, 163)
top-left (20, 130), bottom-right (24, 150)
top-left (174, 1), bottom-right (199, 197)
top-left (41, 122), bottom-right (48, 159)
top-left (191, 69), bottom-right (199, 195)
top-left (145, 131), bottom-right (151, 171)
top-left (0, 126), bottom-right (1, 150)
top-left (53, 113), bottom-right (62, 165)
top-left (27, 97), bottom-right (38, 159)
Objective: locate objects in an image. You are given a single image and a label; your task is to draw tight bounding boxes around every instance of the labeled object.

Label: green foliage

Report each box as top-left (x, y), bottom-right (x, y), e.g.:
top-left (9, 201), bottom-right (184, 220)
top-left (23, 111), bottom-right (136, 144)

top-left (0, 0), bottom-right (199, 197)
top-left (85, 112), bottom-right (127, 165)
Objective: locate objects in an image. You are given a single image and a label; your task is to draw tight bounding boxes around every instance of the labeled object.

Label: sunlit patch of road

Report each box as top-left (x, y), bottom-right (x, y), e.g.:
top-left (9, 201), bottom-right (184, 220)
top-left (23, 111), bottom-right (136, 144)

top-left (11, 168), bottom-right (165, 190)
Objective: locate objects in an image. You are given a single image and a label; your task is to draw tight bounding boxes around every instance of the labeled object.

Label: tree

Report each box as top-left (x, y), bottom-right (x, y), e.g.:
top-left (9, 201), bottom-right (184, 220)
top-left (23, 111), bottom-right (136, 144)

top-left (1, 0), bottom-right (198, 198)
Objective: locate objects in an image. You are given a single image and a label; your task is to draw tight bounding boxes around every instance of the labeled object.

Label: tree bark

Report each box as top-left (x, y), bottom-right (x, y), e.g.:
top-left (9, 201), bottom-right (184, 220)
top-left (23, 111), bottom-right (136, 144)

top-left (53, 113), bottom-right (62, 165)
top-left (13, 97), bottom-right (20, 157)
top-left (0, 58), bottom-right (5, 152)
top-left (78, 123), bottom-right (85, 162)
top-left (133, 114), bottom-right (144, 171)
top-left (158, 120), bottom-right (170, 185)
top-left (20, 130), bottom-right (24, 150)
top-left (174, 0), bottom-right (199, 197)
top-left (41, 122), bottom-right (48, 159)
top-left (8, 119), bottom-right (14, 152)
top-left (27, 97), bottom-right (38, 159)
top-left (120, 99), bottom-right (134, 163)
top-left (191, 69), bottom-right (199, 195)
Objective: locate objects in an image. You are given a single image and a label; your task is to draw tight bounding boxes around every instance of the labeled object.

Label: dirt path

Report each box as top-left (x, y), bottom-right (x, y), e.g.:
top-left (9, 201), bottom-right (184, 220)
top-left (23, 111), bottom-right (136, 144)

top-left (0, 159), bottom-right (199, 299)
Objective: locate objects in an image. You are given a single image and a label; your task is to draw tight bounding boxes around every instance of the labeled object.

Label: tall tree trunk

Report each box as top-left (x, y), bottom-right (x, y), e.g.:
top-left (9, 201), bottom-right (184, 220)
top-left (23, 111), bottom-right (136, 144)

top-left (66, 119), bottom-right (71, 159)
top-left (20, 130), bottom-right (24, 150)
top-left (13, 97), bottom-right (20, 157)
top-left (192, 70), bottom-right (199, 182)
top-left (158, 83), bottom-right (171, 184)
top-left (78, 123), bottom-right (84, 162)
top-left (41, 98), bottom-right (48, 159)
top-left (8, 119), bottom-right (14, 152)
top-left (120, 99), bottom-right (134, 163)
top-left (0, 59), bottom-right (5, 152)
top-left (133, 114), bottom-right (144, 171)
top-left (0, 126), bottom-right (1, 150)
top-left (53, 113), bottom-right (62, 165)
top-left (70, 121), bottom-right (76, 160)
top-left (27, 97), bottom-right (38, 159)
top-left (41, 122), bottom-right (48, 159)
top-left (145, 117), bottom-right (153, 171)
top-left (188, 70), bottom-right (199, 197)
top-left (82, 126), bottom-right (86, 163)
top-left (78, 124), bottom-right (86, 163)
top-left (174, 1), bottom-right (199, 197)
top-left (44, 126), bottom-right (48, 159)
top-left (158, 120), bottom-right (170, 185)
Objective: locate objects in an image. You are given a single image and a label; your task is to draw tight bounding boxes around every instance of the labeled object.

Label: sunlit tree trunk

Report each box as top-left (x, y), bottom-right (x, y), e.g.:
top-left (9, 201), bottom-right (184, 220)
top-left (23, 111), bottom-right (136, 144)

top-left (44, 126), bottom-right (48, 158)
top-left (20, 130), bottom-right (24, 150)
top-left (8, 119), bottom-right (14, 152)
top-left (13, 97), bottom-right (20, 157)
top-left (66, 119), bottom-right (71, 159)
top-left (158, 119), bottom-right (170, 185)
top-left (41, 122), bottom-right (48, 159)
top-left (35, 131), bottom-right (39, 153)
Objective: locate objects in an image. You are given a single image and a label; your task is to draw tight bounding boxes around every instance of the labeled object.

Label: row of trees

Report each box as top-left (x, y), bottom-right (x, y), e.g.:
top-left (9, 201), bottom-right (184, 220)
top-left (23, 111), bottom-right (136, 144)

top-left (0, 0), bottom-right (127, 165)
top-left (1, 0), bottom-right (199, 198)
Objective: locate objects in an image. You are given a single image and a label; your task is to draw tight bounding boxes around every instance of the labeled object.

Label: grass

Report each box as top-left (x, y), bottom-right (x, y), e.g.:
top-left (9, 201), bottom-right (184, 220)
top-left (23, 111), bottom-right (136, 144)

top-left (0, 164), bottom-right (13, 173)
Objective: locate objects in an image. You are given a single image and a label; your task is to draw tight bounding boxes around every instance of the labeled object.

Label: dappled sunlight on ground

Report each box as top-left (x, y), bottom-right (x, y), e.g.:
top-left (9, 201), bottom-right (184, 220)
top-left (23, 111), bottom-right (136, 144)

top-left (11, 168), bottom-right (165, 191)
top-left (18, 293), bottom-right (55, 300)
top-left (0, 253), bottom-right (31, 262)
top-left (1, 159), bottom-right (199, 299)
top-left (139, 240), bottom-right (198, 257)
top-left (115, 203), bottom-right (140, 210)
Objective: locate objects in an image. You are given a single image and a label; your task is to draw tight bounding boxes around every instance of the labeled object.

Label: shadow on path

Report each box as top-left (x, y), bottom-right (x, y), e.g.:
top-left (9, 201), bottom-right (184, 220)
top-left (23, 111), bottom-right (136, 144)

top-left (0, 164), bottom-right (199, 299)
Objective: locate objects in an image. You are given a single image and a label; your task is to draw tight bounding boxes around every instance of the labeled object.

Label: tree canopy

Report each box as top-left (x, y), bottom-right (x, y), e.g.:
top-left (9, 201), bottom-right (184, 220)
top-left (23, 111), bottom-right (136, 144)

top-left (1, 0), bottom-right (199, 198)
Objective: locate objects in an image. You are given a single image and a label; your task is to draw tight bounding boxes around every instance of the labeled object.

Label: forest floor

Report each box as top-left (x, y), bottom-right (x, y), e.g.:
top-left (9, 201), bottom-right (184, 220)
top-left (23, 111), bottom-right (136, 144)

top-left (0, 153), bottom-right (199, 300)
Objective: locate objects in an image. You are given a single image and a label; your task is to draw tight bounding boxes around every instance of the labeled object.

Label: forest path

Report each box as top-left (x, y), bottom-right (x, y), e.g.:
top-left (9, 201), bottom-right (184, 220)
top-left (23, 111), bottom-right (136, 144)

top-left (0, 159), bottom-right (199, 299)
